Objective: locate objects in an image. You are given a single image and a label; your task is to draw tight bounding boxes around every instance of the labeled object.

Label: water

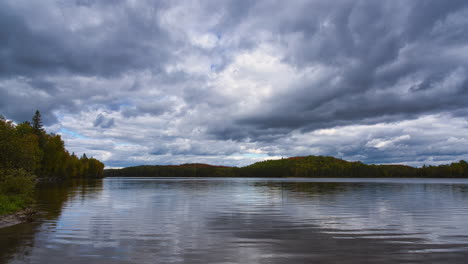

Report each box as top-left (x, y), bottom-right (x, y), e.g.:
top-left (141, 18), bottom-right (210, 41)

top-left (2, 177), bottom-right (468, 263)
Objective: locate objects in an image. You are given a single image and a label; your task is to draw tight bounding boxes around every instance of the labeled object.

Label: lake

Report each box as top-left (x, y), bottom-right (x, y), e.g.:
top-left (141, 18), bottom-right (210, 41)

top-left (2, 177), bottom-right (468, 263)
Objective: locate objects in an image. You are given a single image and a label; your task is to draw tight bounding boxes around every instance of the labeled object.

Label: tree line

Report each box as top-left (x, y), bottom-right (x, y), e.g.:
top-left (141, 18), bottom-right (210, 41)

top-left (1, 111), bottom-right (104, 215)
top-left (104, 156), bottom-right (468, 178)
top-left (0, 111), bottom-right (104, 179)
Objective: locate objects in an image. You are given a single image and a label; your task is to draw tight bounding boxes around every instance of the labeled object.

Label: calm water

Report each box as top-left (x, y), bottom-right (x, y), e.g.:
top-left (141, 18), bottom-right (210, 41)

top-left (2, 177), bottom-right (468, 263)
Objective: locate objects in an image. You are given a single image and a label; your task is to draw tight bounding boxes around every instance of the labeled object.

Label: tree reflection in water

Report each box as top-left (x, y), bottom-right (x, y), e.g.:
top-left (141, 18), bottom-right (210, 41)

top-left (0, 179), bottom-right (103, 263)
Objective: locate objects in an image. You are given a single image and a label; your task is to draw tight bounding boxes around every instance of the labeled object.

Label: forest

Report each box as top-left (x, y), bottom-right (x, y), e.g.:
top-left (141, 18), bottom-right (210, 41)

top-left (104, 155), bottom-right (468, 178)
top-left (0, 111), bottom-right (104, 215)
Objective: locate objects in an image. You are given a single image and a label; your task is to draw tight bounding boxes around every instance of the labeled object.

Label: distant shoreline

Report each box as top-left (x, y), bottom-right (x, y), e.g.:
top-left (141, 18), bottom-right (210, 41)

top-left (104, 155), bottom-right (468, 178)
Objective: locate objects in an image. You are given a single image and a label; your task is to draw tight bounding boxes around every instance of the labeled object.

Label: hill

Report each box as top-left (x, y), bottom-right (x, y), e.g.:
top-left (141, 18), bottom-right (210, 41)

top-left (105, 163), bottom-right (237, 178)
top-left (104, 155), bottom-right (468, 178)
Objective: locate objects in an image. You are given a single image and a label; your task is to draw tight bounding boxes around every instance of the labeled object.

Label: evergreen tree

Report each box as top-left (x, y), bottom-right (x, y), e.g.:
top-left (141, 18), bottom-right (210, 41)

top-left (32, 110), bottom-right (44, 132)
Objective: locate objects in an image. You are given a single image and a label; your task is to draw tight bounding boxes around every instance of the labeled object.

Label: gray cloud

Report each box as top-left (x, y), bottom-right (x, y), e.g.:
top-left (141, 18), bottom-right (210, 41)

top-left (208, 0), bottom-right (468, 140)
top-left (93, 113), bottom-right (115, 128)
top-left (0, 0), bottom-right (171, 77)
top-left (1, 0), bottom-right (468, 167)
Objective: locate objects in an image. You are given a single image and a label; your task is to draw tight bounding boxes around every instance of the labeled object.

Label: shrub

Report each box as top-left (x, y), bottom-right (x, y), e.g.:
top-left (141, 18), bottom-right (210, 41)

top-left (0, 169), bottom-right (36, 215)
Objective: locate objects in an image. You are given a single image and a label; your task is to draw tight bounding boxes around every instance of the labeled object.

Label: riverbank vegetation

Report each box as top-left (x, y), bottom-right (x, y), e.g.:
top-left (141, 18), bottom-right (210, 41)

top-left (104, 156), bottom-right (468, 178)
top-left (0, 111), bottom-right (105, 215)
top-left (0, 169), bottom-right (35, 215)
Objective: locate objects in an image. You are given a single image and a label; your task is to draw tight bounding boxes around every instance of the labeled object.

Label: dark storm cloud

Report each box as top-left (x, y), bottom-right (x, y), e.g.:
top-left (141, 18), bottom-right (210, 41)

top-left (0, 0), bottom-right (174, 123)
top-left (0, 0), bottom-right (170, 78)
top-left (206, 0), bottom-right (468, 141)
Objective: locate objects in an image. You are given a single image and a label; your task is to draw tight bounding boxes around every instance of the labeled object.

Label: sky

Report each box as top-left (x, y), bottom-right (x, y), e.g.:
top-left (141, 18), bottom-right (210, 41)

top-left (1, 0), bottom-right (468, 168)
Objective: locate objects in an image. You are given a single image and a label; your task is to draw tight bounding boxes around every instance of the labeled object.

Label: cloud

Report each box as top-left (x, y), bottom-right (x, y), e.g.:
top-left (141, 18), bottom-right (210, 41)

top-left (0, 0), bottom-right (171, 77)
top-left (214, 0), bottom-right (468, 140)
top-left (93, 113), bottom-right (115, 128)
top-left (1, 0), bottom-right (468, 167)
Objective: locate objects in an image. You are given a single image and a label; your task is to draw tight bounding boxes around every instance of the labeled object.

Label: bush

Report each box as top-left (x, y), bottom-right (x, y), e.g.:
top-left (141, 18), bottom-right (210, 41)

top-left (0, 169), bottom-right (36, 215)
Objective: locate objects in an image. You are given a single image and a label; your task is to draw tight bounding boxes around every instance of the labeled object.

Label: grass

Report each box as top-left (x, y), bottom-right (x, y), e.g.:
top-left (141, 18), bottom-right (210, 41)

top-left (0, 169), bottom-right (36, 216)
top-left (0, 194), bottom-right (30, 215)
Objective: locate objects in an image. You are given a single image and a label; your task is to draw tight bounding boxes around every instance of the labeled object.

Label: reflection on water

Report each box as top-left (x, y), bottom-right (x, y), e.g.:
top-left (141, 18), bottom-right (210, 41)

top-left (1, 178), bottom-right (468, 263)
top-left (0, 180), bottom-right (103, 263)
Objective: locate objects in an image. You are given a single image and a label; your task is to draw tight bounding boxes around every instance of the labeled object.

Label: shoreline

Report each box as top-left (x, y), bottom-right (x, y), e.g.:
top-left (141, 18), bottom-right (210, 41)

top-left (0, 208), bottom-right (37, 229)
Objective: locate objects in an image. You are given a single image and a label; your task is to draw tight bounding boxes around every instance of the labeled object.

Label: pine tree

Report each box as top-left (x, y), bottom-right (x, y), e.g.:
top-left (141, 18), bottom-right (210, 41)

top-left (32, 110), bottom-right (44, 132)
